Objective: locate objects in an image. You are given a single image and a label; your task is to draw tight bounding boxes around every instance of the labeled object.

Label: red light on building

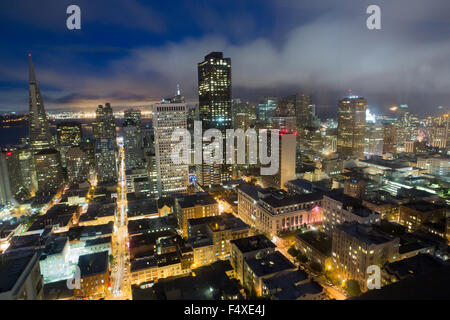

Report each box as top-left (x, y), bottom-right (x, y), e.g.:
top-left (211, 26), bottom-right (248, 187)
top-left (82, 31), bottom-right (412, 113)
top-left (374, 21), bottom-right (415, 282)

top-left (6, 152), bottom-right (12, 156)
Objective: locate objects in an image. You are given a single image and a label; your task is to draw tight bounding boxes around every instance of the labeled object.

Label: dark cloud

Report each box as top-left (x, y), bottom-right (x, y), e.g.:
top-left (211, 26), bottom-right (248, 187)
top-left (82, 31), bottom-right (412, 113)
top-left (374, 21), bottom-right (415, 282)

top-left (1, 0), bottom-right (450, 117)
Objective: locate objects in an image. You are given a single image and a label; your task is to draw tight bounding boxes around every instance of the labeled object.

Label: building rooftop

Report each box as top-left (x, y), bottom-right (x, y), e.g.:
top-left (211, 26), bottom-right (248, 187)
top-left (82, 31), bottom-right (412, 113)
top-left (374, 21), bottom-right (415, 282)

top-left (0, 252), bottom-right (38, 294)
top-left (128, 216), bottom-right (178, 235)
top-left (231, 234), bottom-right (275, 254)
top-left (141, 260), bottom-right (241, 300)
top-left (383, 253), bottom-right (447, 280)
top-left (402, 200), bottom-right (447, 213)
top-left (177, 194), bottom-right (217, 209)
top-left (245, 251), bottom-right (296, 277)
top-left (78, 250), bottom-right (109, 278)
top-left (262, 269), bottom-right (323, 300)
top-left (239, 184), bottom-right (322, 209)
top-left (295, 230), bottom-right (332, 256)
top-left (336, 222), bottom-right (396, 245)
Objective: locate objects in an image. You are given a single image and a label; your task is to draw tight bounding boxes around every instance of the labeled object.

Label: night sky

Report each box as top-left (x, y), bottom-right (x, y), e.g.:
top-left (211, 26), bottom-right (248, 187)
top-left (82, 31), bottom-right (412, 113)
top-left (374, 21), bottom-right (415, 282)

top-left (1, 0), bottom-right (450, 118)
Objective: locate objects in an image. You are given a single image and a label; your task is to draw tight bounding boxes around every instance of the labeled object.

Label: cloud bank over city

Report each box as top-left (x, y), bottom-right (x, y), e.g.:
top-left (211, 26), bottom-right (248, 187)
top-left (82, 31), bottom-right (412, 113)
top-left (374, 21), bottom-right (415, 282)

top-left (1, 0), bottom-right (450, 117)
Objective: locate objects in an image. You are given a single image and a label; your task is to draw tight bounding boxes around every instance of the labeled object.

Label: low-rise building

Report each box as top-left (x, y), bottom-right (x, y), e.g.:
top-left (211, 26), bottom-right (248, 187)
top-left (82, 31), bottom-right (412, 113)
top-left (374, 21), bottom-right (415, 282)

top-left (74, 250), bottom-right (110, 300)
top-left (230, 234), bottom-right (276, 285)
top-left (0, 252), bottom-right (44, 300)
top-left (399, 201), bottom-right (447, 232)
top-left (295, 230), bottom-right (332, 269)
top-left (237, 184), bottom-right (322, 237)
top-left (332, 221), bottom-right (399, 291)
top-left (261, 269), bottom-right (326, 300)
top-left (322, 190), bottom-right (381, 234)
top-left (175, 193), bottom-right (219, 238)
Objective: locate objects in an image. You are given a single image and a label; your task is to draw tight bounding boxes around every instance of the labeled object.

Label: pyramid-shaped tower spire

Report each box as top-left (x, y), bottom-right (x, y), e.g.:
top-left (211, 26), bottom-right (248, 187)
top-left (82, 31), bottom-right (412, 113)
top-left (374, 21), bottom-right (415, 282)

top-left (28, 54), bottom-right (52, 150)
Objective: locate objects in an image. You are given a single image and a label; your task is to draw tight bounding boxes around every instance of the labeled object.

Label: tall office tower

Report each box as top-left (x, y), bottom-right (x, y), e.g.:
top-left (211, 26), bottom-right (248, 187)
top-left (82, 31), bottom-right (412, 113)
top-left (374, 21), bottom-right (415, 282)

top-left (28, 54), bottom-right (52, 151)
top-left (79, 139), bottom-right (96, 174)
top-left (300, 126), bottom-right (323, 153)
top-left (34, 149), bottom-right (64, 193)
top-left (152, 103), bottom-right (189, 197)
top-left (257, 97), bottom-right (277, 127)
top-left (337, 95), bottom-right (367, 158)
top-left (93, 103), bottom-right (116, 140)
top-left (123, 109), bottom-right (144, 170)
top-left (124, 109), bottom-right (142, 128)
top-left (0, 151), bottom-right (14, 206)
top-left (197, 52), bottom-right (232, 186)
top-left (95, 138), bottom-right (118, 184)
top-left (364, 122), bottom-right (384, 157)
top-left (3, 147), bottom-right (36, 200)
top-left (382, 123), bottom-right (397, 154)
top-left (430, 124), bottom-right (448, 149)
top-left (56, 121), bottom-right (83, 146)
top-left (293, 94), bottom-right (313, 129)
top-left (66, 147), bottom-right (89, 184)
top-left (262, 132), bottom-right (297, 190)
top-left (395, 106), bottom-right (419, 144)
top-left (232, 99), bottom-right (256, 130)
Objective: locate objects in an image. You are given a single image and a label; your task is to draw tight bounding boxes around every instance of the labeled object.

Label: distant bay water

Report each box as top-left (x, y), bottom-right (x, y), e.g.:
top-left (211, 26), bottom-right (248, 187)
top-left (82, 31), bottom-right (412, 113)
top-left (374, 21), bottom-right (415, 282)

top-left (0, 122), bottom-right (94, 147)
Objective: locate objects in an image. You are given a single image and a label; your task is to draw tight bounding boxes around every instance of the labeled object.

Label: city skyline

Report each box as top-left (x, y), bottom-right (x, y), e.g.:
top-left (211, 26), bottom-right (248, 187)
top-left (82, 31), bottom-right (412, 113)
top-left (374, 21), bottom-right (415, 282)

top-left (1, 1), bottom-right (450, 303)
top-left (1, 0), bottom-right (450, 117)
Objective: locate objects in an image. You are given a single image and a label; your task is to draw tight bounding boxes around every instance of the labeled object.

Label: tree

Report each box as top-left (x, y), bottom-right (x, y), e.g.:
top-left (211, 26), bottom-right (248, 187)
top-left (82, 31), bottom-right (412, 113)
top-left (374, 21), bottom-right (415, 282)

top-left (309, 261), bottom-right (323, 274)
top-left (344, 280), bottom-right (362, 297)
top-left (288, 246), bottom-right (299, 257)
top-left (297, 252), bottom-right (309, 264)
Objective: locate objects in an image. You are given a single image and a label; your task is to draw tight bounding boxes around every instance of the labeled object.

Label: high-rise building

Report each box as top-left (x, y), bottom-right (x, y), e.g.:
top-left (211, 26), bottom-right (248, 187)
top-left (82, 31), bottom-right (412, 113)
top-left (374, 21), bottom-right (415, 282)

top-left (382, 123), bottom-right (397, 154)
top-left (93, 103), bottom-right (116, 141)
top-left (364, 122), bottom-right (384, 157)
top-left (197, 52), bottom-right (232, 186)
top-left (123, 109), bottom-right (142, 128)
top-left (262, 131), bottom-right (297, 190)
top-left (123, 109), bottom-right (144, 170)
top-left (28, 54), bottom-right (52, 151)
top-left (337, 95), bottom-right (367, 158)
top-left (34, 149), bottom-right (64, 193)
top-left (95, 138), bottom-right (118, 184)
top-left (56, 121), bottom-right (83, 146)
top-left (0, 152), bottom-right (14, 206)
top-left (257, 97), bottom-right (277, 127)
top-left (152, 103), bottom-right (189, 197)
top-left (66, 146), bottom-right (90, 184)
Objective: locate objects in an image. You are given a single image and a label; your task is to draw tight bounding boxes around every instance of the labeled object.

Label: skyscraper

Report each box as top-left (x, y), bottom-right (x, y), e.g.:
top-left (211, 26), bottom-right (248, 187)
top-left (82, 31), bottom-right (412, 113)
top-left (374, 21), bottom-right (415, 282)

top-left (66, 146), bottom-right (90, 184)
top-left (95, 138), bottom-right (118, 184)
top-left (93, 103), bottom-right (116, 141)
top-left (197, 52), bottom-right (232, 187)
top-left (364, 122), bottom-right (384, 157)
top-left (28, 54), bottom-right (52, 151)
top-left (262, 131), bottom-right (297, 190)
top-left (123, 109), bottom-right (144, 170)
top-left (0, 151), bottom-right (14, 206)
top-left (152, 103), bottom-right (189, 197)
top-left (34, 149), bottom-right (64, 193)
top-left (337, 95), bottom-right (367, 158)
top-left (56, 121), bottom-right (83, 146)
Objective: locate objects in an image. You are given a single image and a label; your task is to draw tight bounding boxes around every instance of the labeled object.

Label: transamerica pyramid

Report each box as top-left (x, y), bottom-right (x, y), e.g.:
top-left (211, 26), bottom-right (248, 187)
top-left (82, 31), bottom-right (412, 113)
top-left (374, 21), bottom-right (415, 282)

top-left (28, 54), bottom-right (52, 150)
